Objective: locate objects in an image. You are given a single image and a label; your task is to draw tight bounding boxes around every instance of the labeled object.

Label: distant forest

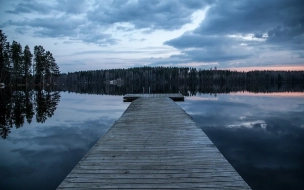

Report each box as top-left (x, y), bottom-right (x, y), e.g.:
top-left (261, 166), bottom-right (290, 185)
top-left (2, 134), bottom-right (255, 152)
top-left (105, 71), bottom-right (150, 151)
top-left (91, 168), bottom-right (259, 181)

top-left (57, 67), bottom-right (304, 95)
top-left (0, 30), bottom-right (60, 86)
top-left (1, 29), bottom-right (303, 95)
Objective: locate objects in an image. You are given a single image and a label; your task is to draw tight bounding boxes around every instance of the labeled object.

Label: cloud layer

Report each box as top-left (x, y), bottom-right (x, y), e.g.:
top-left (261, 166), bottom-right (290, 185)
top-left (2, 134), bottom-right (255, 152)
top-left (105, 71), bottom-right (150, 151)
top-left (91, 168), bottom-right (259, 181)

top-left (0, 0), bottom-right (303, 71)
top-left (164, 0), bottom-right (304, 67)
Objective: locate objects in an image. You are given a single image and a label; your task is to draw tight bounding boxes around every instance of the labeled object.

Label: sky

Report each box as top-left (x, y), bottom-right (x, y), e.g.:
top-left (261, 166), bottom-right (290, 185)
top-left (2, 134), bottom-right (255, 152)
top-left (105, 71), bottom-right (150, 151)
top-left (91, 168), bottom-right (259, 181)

top-left (0, 0), bottom-right (303, 73)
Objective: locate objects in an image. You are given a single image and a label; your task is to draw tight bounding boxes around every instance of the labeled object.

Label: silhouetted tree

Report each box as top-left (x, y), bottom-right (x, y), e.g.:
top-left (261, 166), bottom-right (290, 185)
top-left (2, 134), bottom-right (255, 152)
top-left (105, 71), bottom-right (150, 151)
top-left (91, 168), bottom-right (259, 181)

top-left (23, 45), bottom-right (33, 84)
top-left (10, 41), bottom-right (23, 85)
top-left (0, 30), bottom-right (10, 84)
top-left (1, 30), bottom-right (59, 86)
top-left (34, 45), bottom-right (46, 86)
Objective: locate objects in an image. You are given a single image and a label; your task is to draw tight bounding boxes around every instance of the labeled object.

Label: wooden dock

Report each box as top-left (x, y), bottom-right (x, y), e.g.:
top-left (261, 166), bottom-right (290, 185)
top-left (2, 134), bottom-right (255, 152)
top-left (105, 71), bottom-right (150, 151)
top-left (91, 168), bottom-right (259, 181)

top-left (58, 97), bottom-right (251, 189)
top-left (123, 93), bottom-right (184, 102)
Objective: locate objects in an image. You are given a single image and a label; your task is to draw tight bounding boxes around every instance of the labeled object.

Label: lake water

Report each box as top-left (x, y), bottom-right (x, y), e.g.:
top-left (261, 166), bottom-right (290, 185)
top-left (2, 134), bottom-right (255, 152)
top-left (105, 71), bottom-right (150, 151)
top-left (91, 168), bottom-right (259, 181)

top-left (1, 91), bottom-right (304, 189)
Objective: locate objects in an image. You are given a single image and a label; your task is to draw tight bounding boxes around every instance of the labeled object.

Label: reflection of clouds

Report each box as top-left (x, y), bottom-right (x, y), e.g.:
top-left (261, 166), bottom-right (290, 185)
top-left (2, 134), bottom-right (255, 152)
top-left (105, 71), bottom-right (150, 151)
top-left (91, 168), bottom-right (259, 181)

top-left (298, 104), bottom-right (304, 108)
top-left (0, 93), bottom-right (129, 190)
top-left (264, 116), bottom-right (304, 137)
top-left (239, 116), bottom-right (247, 120)
top-left (179, 93), bottom-right (304, 190)
top-left (1, 117), bottom-right (115, 190)
top-left (11, 117), bottom-right (114, 147)
top-left (180, 98), bottom-right (250, 116)
top-left (201, 124), bottom-right (304, 190)
top-left (233, 92), bottom-right (304, 97)
top-left (228, 120), bottom-right (267, 129)
top-left (71, 108), bottom-right (125, 115)
top-left (54, 92), bottom-right (129, 124)
top-left (186, 96), bottom-right (218, 101)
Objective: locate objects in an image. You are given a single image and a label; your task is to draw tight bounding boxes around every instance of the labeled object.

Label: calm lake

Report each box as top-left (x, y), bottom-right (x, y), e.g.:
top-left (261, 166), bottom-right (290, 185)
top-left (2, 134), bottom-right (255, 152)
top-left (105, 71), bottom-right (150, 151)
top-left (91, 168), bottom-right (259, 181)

top-left (1, 91), bottom-right (304, 189)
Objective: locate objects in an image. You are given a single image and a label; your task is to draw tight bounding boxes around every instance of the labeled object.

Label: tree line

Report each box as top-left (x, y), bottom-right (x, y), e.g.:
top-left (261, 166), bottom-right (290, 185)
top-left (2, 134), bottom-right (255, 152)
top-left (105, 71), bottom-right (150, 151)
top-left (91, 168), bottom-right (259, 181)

top-left (0, 30), bottom-right (60, 87)
top-left (56, 66), bottom-right (304, 95)
top-left (58, 66), bottom-right (304, 90)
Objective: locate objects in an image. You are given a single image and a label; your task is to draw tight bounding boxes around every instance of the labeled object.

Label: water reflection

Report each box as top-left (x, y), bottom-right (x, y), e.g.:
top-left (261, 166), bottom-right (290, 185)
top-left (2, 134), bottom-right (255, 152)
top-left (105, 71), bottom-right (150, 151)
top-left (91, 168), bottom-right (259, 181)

top-left (57, 80), bottom-right (304, 96)
top-left (0, 92), bottom-right (130, 190)
top-left (1, 88), bottom-right (304, 190)
top-left (0, 89), bottom-right (60, 139)
top-left (177, 94), bottom-right (304, 190)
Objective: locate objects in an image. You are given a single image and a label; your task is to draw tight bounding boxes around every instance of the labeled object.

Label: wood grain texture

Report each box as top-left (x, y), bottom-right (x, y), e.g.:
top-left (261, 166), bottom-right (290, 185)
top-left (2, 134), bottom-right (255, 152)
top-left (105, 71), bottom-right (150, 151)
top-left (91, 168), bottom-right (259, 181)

top-left (58, 97), bottom-right (251, 189)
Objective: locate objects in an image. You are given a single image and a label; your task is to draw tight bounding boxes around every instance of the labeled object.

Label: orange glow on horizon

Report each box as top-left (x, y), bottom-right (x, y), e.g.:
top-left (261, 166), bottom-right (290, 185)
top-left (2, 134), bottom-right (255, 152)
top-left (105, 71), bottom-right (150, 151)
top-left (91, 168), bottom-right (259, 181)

top-left (222, 65), bottom-right (304, 72)
top-left (231, 91), bottom-right (304, 97)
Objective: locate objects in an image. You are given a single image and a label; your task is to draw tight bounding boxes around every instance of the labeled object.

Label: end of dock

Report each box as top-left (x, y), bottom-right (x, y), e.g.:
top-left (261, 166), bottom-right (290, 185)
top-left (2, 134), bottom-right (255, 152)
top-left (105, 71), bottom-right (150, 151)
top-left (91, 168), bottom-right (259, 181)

top-left (123, 93), bottom-right (184, 102)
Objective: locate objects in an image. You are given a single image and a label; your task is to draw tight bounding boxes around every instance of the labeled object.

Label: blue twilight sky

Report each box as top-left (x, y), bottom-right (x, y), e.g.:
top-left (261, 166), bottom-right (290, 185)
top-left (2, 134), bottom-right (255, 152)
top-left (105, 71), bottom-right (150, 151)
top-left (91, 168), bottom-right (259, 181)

top-left (0, 0), bottom-right (304, 73)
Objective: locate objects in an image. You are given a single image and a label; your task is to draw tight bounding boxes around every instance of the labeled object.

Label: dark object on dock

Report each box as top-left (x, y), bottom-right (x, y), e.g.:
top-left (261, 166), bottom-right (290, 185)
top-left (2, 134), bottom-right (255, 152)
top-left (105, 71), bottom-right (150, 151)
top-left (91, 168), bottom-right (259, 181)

top-left (58, 97), bottom-right (251, 189)
top-left (123, 93), bottom-right (184, 102)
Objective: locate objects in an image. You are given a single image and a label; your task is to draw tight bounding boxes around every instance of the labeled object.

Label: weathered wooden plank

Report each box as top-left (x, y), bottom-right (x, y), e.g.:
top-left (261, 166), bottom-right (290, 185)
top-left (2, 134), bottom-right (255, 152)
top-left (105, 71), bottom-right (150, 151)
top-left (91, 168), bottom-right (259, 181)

top-left (66, 173), bottom-right (245, 179)
top-left (63, 177), bottom-right (246, 183)
top-left (86, 150), bottom-right (219, 155)
top-left (57, 97), bottom-right (251, 189)
top-left (71, 168), bottom-right (237, 173)
top-left (59, 181), bottom-right (248, 189)
top-left (77, 162), bottom-right (233, 167)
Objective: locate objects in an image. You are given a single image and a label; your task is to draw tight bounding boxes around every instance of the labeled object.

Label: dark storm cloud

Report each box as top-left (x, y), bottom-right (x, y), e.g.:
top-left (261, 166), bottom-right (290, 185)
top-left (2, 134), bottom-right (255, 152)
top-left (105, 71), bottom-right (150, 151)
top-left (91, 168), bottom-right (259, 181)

top-left (87, 0), bottom-right (209, 30)
top-left (56, 0), bottom-right (87, 15)
top-left (267, 25), bottom-right (304, 50)
top-left (165, 33), bottom-right (252, 62)
top-left (2, 0), bottom-right (116, 46)
top-left (2, 16), bottom-right (82, 37)
top-left (182, 48), bottom-right (251, 62)
top-left (165, 33), bottom-right (241, 49)
top-left (5, 0), bottom-right (52, 14)
top-left (1, 0), bottom-right (211, 47)
top-left (195, 0), bottom-right (304, 38)
top-left (5, 0), bottom-right (86, 15)
top-left (78, 33), bottom-right (119, 46)
top-left (165, 0), bottom-right (304, 63)
top-left (1, 15), bottom-right (118, 46)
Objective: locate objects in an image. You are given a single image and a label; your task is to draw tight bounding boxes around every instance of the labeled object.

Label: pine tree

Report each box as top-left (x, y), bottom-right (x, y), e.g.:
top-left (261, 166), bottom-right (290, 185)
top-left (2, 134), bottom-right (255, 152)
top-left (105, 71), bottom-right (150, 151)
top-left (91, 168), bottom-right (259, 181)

top-left (23, 45), bottom-right (33, 84)
top-left (10, 41), bottom-right (23, 85)
top-left (45, 51), bottom-right (59, 85)
top-left (50, 53), bottom-right (60, 84)
top-left (1, 31), bottom-right (60, 87)
top-left (34, 45), bottom-right (46, 85)
top-left (45, 51), bottom-right (52, 85)
top-left (0, 30), bottom-right (10, 84)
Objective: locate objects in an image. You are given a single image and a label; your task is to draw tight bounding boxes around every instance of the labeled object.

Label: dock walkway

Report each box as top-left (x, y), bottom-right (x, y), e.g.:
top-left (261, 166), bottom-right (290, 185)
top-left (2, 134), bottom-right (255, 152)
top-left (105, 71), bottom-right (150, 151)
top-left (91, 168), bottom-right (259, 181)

top-left (58, 97), bottom-right (251, 189)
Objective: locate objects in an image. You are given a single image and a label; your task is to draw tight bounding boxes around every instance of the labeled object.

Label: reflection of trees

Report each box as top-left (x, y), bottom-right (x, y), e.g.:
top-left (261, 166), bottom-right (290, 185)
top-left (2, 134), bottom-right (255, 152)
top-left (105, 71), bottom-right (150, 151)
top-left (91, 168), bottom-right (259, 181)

top-left (57, 80), bottom-right (304, 97)
top-left (25, 90), bottom-right (34, 124)
top-left (0, 88), bottom-right (60, 139)
top-left (36, 90), bottom-right (60, 123)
